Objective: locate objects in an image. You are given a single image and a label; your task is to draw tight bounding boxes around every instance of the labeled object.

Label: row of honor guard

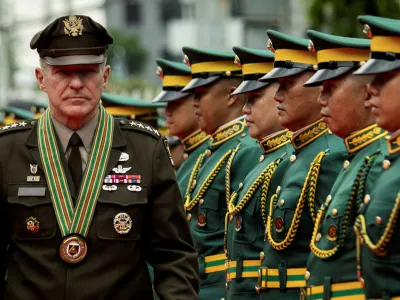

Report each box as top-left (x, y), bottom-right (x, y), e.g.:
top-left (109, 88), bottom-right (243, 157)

top-left (152, 14), bottom-right (400, 300)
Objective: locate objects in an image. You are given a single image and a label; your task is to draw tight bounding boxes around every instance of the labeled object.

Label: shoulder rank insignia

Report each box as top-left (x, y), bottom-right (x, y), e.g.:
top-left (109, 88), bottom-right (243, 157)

top-left (0, 120), bottom-right (33, 135)
top-left (119, 119), bottom-right (161, 139)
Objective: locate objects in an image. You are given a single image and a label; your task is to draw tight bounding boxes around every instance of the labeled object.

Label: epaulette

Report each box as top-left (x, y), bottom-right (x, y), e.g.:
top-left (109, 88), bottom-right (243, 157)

top-left (0, 120), bottom-right (34, 135)
top-left (118, 119), bottom-right (161, 139)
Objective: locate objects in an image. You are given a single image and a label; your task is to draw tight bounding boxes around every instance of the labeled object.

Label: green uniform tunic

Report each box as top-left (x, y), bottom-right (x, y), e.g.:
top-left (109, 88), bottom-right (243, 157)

top-left (304, 124), bottom-right (388, 299)
top-left (354, 131), bottom-right (400, 299)
top-left (225, 129), bottom-right (293, 300)
top-left (185, 119), bottom-right (262, 300)
top-left (177, 130), bottom-right (210, 198)
top-left (258, 119), bottom-right (347, 300)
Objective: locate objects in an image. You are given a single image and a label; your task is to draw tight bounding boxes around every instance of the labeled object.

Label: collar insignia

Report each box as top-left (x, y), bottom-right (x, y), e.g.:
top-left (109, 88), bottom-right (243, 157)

top-left (388, 132), bottom-right (400, 155)
top-left (291, 119), bottom-right (328, 150)
top-left (63, 15), bottom-right (84, 37)
top-left (345, 124), bottom-right (387, 153)
top-left (182, 130), bottom-right (209, 152)
top-left (260, 129), bottom-right (292, 153)
top-left (211, 121), bottom-right (245, 147)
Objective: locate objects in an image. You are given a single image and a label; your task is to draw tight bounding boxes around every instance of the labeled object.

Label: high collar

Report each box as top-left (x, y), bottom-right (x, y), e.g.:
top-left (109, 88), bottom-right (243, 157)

top-left (210, 119), bottom-right (246, 147)
top-left (182, 129), bottom-right (209, 152)
top-left (260, 129), bottom-right (292, 153)
top-left (344, 124), bottom-right (387, 154)
top-left (387, 130), bottom-right (400, 155)
top-left (291, 118), bottom-right (328, 150)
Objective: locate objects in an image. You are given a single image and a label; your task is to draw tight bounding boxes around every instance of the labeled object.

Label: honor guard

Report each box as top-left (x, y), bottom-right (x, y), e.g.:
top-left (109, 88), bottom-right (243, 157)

top-left (181, 47), bottom-right (262, 299)
top-left (353, 15), bottom-right (400, 300)
top-left (224, 46), bottom-right (294, 299)
top-left (301, 30), bottom-right (388, 300)
top-left (255, 30), bottom-right (346, 299)
top-left (1, 15), bottom-right (199, 299)
top-left (152, 58), bottom-right (209, 197)
top-left (101, 92), bottom-right (166, 129)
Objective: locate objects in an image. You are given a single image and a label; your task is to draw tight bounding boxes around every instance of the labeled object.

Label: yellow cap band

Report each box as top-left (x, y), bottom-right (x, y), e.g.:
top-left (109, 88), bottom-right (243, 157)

top-left (317, 48), bottom-right (370, 63)
top-left (275, 49), bottom-right (317, 65)
top-left (191, 61), bottom-right (241, 74)
top-left (4, 116), bottom-right (17, 125)
top-left (242, 62), bottom-right (274, 75)
top-left (162, 75), bottom-right (192, 87)
top-left (105, 106), bottom-right (157, 116)
top-left (371, 36), bottom-right (400, 54)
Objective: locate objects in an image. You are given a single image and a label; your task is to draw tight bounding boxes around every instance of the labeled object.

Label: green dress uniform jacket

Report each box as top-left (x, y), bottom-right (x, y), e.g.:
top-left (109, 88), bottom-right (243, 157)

top-left (184, 119), bottom-right (262, 300)
top-left (354, 131), bottom-right (400, 300)
top-left (225, 130), bottom-right (293, 300)
top-left (304, 125), bottom-right (388, 299)
top-left (1, 117), bottom-right (199, 300)
top-left (258, 119), bottom-right (347, 300)
top-left (177, 130), bottom-right (210, 198)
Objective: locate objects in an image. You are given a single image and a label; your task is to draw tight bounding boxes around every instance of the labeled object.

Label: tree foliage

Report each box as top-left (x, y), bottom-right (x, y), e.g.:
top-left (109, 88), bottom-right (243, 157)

top-left (308, 0), bottom-right (400, 37)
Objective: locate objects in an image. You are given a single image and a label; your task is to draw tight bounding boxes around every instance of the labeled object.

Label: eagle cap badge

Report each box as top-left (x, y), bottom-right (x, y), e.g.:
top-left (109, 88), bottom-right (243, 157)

top-left (63, 15), bottom-right (84, 37)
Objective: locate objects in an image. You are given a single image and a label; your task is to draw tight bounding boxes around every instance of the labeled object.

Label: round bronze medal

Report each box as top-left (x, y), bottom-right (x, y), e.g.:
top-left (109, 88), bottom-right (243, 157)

top-left (275, 217), bottom-right (284, 233)
top-left (235, 216), bottom-right (242, 232)
top-left (327, 225), bottom-right (338, 241)
top-left (197, 213), bottom-right (206, 227)
top-left (59, 235), bottom-right (88, 264)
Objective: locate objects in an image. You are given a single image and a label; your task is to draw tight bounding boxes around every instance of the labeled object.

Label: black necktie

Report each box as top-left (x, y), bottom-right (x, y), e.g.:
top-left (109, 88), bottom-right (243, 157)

top-left (68, 132), bottom-right (83, 190)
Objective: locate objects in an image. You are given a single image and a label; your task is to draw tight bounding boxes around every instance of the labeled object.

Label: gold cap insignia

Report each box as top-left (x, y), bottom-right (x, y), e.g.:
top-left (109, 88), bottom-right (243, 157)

top-left (156, 66), bottom-right (164, 78)
top-left (267, 39), bottom-right (275, 53)
top-left (363, 24), bottom-right (372, 39)
top-left (308, 40), bottom-right (316, 53)
top-left (63, 15), bottom-right (84, 37)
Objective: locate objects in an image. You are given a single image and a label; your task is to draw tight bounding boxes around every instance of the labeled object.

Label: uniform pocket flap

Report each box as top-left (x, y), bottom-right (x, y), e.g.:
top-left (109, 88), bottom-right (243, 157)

top-left (8, 184), bottom-right (50, 207)
top-left (97, 185), bottom-right (148, 206)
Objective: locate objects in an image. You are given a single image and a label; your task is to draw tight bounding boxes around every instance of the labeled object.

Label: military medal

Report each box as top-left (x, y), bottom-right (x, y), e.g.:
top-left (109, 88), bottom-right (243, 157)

top-left (59, 235), bottom-right (88, 264)
top-left (119, 152), bottom-right (129, 162)
top-left (112, 165), bottom-right (132, 174)
top-left (127, 185), bottom-right (142, 192)
top-left (197, 213), bottom-right (206, 227)
top-left (235, 216), bottom-right (242, 232)
top-left (275, 217), bottom-right (284, 233)
top-left (327, 224), bottom-right (338, 241)
top-left (113, 212), bottom-right (132, 234)
top-left (25, 216), bottom-right (40, 233)
top-left (37, 106), bottom-right (113, 263)
top-left (30, 164), bottom-right (38, 174)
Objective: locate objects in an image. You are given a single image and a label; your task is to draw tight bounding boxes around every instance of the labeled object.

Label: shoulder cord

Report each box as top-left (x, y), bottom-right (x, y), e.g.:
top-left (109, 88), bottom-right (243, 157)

top-left (266, 151), bottom-right (326, 251)
top-left (225, 144), bottom-right (241, 207)
top-left (184, 153), bottom-right (205, 209)
top-left (310, 155), bottom-right (371, 259)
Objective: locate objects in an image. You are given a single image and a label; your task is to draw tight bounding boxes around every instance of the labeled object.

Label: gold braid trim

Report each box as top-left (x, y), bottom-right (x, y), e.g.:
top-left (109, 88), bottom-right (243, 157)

top-left (354, 194), bottom-right (400, 257)
top-left (184, 153), bottom-right (205, 209)
top-left (225, 144), bottom-right (241, 207)
top-left (185, 150), bottom-right (233, 212)
top-left (182, 130), bottom-right (209, 152)
top-left (267, 151), bottom-right (326, 251)
top-left (310, 156), bottom-right (371, 259)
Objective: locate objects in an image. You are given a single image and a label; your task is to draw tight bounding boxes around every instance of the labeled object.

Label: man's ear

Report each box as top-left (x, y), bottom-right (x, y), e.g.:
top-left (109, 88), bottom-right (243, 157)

top-left (102, 65), bottom-right (111, 90)
top-left (227, 86), bottom-right (237, 107)
top-left (35, 67), bottom-right (46, 92)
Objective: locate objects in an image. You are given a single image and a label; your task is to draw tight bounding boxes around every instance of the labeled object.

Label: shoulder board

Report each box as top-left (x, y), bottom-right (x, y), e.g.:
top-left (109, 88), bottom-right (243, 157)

top-left (0, 120), bottom-right (34, 135)
top-left (118, 119), bottom-right (161, 139)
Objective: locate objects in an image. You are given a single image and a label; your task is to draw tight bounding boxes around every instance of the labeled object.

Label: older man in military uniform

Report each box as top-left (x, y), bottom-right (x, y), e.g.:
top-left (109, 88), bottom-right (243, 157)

top-left (153, 58), bottom-right (209, 197)
top-left (224, 46), bottom-right (293, 300)
top-left (1, 15), bottom-right (198, 299)
top-left (255, 30), bottom-right (346, 300)
top-left (181, 47), bottom-right (262, 299)
top-left (353, 15), bottom-right (400, 300)
top-left (301, 30), bottom-right (388, 300)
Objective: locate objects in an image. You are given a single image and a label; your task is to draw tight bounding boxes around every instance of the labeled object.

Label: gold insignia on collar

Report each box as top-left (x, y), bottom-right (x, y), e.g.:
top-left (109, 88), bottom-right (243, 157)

top-left (387, 133), bottom-right (400, 155)
top-left (211, 121), bottom-right (245, 146)
top-left (63, 15), bottom-right (84, 37)
top-left (260, 129), bottom-right (292, 153)
top-left (291, 119), bottom-right (328, 150)
top-left (344, 124), bottom-right (387, 153)
top-left (182, 130), bottom-right (209, 152)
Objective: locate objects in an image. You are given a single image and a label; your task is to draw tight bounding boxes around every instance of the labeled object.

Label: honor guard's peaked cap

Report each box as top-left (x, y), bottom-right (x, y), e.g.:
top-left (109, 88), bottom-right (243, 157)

top-left (30, 15), bottom-right (113, 66)
top-left (231, 46), bottom-right (275, 95)
top-left (101, 92), bottom-right (165, 128)
top-left (0, 106), bottom-right (35, 125)
top-left (304, 30), bottom-right (370, 87)
top-left (152, 58), bottom-right (192, 103)
top-left (354, 15), bottom-right (400, 75)
top-left (259, 30), bottom-right (317, 82)
top-left (181, 47), bottom-right (242, 92)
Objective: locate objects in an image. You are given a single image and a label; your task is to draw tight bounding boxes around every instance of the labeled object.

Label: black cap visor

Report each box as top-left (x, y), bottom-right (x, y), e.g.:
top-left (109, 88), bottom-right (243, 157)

top-left (354, 58), bottom-right (400, 75)
top-left (152, 90), bottom-right (191, 103)
top-left (304, 67), bottom-right (353, 87)
top-left (231, 80), bottom-right (270, 95)
top-left (259, 67), bottom-right (308, 82)
top-left (181, 76), bottom-right (221, 92)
